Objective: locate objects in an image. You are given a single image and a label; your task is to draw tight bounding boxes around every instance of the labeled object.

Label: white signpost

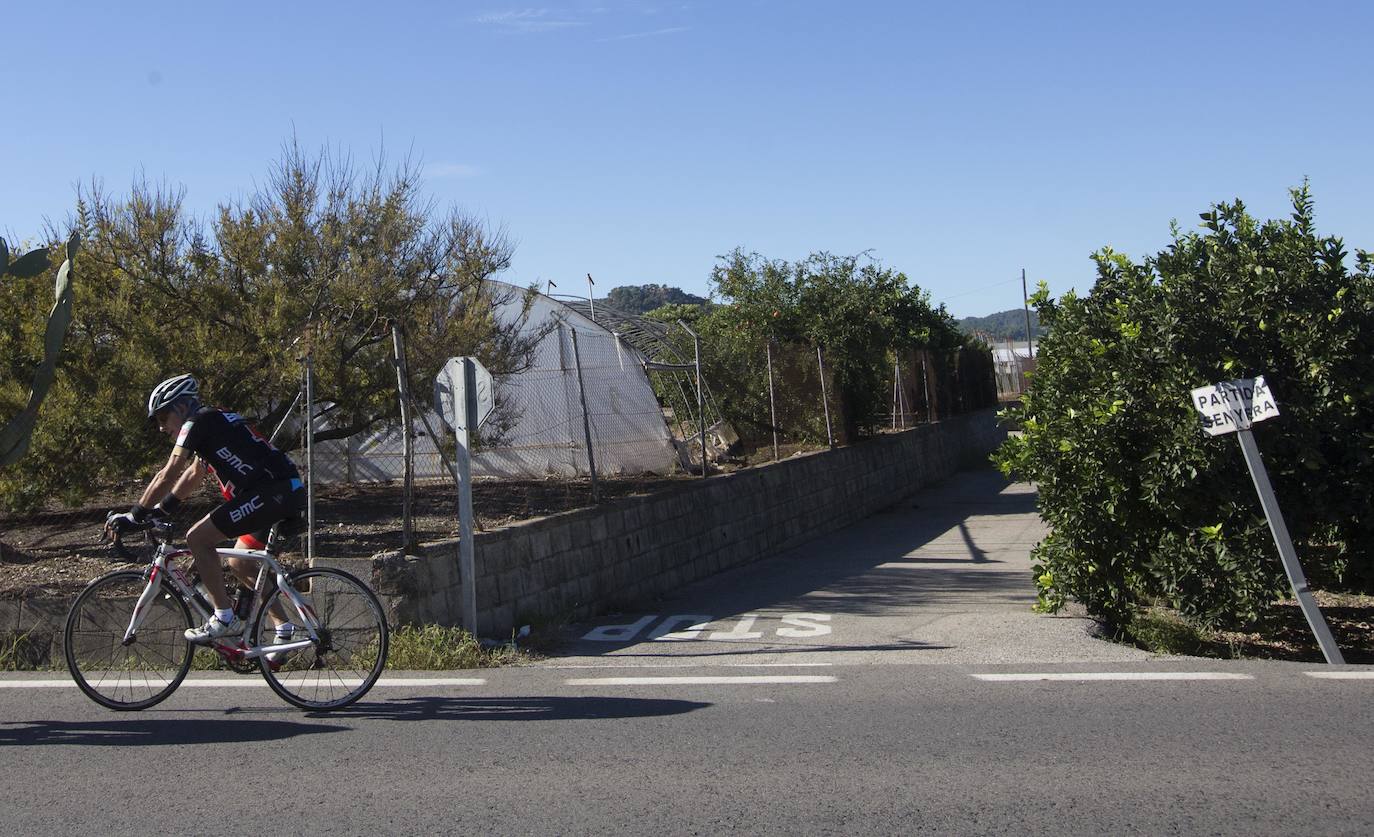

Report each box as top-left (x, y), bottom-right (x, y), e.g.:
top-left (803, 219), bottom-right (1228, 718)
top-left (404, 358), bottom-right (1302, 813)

top-left (435, 357), bottom-right (494, 634)
top-left (1189, 376), bottom-right (1344, 665)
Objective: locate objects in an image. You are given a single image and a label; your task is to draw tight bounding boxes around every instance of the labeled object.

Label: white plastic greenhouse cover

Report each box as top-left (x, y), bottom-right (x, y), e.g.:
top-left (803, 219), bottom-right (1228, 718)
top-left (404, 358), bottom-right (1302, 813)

top-left (310, 281), bottom-right (677, 482)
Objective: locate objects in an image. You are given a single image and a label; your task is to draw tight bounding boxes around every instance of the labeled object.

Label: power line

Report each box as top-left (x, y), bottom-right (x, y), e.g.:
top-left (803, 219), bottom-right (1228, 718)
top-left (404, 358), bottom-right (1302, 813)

top-left (935, 276), bottom-right (1023, 304)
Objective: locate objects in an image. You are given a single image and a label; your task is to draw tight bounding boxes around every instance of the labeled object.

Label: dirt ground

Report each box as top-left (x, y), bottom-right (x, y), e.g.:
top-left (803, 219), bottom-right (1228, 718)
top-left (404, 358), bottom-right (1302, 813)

top-left (0, 474), bottom-right (685, 599)
top-left (1205, 591), bottom-right (1374, 663)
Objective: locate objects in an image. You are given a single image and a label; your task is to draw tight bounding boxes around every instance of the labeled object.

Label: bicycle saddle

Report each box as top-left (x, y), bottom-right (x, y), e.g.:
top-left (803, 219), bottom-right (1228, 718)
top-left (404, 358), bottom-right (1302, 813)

top-left (266, 515), bottom-right (306, 552)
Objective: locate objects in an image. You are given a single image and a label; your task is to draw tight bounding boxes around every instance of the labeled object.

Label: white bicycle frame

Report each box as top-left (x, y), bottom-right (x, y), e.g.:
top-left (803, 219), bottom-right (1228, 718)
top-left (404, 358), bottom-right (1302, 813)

top-left (123, 530), bottom-right (320, 661)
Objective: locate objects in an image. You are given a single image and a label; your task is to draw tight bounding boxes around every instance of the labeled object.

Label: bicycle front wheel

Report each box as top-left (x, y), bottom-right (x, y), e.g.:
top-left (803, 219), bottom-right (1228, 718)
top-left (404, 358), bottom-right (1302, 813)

top-left (254, 567), bottom-right (389, 710)
top-left (64, 570), bottom-right (195, 711)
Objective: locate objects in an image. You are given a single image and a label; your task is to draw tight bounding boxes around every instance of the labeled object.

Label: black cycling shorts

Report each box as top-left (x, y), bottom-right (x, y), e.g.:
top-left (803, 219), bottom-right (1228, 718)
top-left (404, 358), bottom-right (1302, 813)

top-left (208, 479), bottom-right (305, 541)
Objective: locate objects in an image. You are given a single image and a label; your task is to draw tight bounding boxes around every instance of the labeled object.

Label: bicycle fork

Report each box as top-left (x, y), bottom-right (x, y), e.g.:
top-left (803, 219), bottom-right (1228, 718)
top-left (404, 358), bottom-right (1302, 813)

top-left (122, 566), bottom-right (168, 645)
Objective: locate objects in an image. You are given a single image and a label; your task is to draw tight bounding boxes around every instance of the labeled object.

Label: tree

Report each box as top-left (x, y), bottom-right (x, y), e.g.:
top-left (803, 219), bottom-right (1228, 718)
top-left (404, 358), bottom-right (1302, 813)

top-left (0, 142), bottom-right (540, 512)
top-left (958, 308), bottom-right (1044, 343)
top-left (605, 284), bottom-right (706, 315)
top-left (994, 186), bottom-right (1374, 630)
top-left (703, 250), bottom-right (970, 442)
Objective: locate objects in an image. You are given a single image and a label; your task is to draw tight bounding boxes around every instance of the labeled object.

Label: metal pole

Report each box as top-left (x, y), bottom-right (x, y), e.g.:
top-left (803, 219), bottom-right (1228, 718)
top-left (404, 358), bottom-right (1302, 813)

top-left (1236, 428), bottom-right (1345, 664)
top-left (678, 320), bottom-right (707, 477)
top-left (1022, 268), bottom-right (1034, 359)
top-left (921, 355), bottom-right (933, 422)
top-left (587, 273), bottom-right (597, 322)
top-left (892, 357), bottom-right (899, 430)
top-left (267, 389), bottom-right (302, 445)
top-left (391, 323), bottom-right (414, 550)
top-left (817, 345), bottom-right (834, 448)
top-left (896, 359), bottom-right (906, 430)
top-left (569, 329), bottom-right (600, 502)
top-left (453, 359), bottom-right (479, 634)
top-left (766, 340), bottom-right (779, 462)
top-left (304, 356), bottom-right (315, 564)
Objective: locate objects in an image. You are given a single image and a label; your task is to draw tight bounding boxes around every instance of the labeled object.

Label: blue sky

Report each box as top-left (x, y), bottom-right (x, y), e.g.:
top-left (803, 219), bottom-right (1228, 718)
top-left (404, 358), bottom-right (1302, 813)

top-left (3, 1), bottom-right (1372, 317)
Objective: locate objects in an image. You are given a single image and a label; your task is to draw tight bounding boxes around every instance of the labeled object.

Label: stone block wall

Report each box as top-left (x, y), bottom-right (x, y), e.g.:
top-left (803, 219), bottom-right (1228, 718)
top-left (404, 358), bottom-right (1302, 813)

top-left (361, 408), bottom-right (1006, 636)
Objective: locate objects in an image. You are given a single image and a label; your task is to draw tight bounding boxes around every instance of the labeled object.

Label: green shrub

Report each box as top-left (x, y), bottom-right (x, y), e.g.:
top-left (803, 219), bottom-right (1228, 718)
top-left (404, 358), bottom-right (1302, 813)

top-left (995, 186), bottom-right (1374, 630)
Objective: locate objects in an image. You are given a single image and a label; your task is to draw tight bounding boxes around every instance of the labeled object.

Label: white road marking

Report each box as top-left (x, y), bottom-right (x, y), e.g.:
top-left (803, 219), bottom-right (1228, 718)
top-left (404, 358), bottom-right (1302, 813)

top-left (1304, 671), bottom-right (1374, 679)
top-left (543, 662), bottom-right (834, 670)
top-left (580, 613), bottom-right (836, 642)
top-left (0, 677), bottom-right (487, 689)
top-left (973, 672), bottom-right (1253, 682)
top-left (565, 675), bottom-right (838, 686)
top-left (372, 678), bottom-right (488, 687)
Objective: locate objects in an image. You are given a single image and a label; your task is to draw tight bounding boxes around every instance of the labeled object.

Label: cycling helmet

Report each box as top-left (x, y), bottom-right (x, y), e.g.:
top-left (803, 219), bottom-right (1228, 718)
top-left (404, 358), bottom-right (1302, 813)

top-left (147, 374), bottom-right (200, 420)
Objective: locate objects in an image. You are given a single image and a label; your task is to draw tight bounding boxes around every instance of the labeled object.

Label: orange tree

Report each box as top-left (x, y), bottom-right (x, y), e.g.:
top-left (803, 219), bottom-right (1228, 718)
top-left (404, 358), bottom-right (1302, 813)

top-left (995, 186), bottom-right (1374, 630)
top-left (701, 249), bottom-right (968, 443)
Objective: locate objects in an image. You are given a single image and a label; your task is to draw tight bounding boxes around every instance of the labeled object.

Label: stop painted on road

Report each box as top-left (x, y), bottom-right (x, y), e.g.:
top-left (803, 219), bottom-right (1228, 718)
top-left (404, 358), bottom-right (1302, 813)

top-left (581, 613), bottom-right (832, 642)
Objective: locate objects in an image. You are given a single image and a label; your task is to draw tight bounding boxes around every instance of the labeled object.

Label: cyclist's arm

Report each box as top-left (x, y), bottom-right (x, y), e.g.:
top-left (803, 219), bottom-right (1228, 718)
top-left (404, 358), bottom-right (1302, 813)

top-left (167, 456), bottom-right (206, 501)
top-left (137, 448), bottom-right (199, 509)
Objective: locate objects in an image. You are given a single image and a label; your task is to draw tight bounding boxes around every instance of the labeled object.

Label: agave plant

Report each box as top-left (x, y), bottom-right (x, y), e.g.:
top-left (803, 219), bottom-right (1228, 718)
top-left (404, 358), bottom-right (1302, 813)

top-left (0, 233), bottom-right (79, 465)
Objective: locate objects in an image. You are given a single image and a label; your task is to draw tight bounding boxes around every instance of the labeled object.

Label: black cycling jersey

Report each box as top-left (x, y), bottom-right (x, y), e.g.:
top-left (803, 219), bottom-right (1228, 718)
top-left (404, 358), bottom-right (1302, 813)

top-left (174, 407), bottom-right (301, 501)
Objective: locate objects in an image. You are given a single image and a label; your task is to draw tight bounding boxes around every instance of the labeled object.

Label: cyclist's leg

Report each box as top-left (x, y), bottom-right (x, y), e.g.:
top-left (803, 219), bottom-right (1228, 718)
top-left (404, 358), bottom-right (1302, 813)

top-left (196, 482), bottom-right (298, 609)
top-left (223, 483), bottom-right (305, 629)
top-left (186, 514), bottom-right (234, 610)
top-left (230, 530), bottom-right (292, 628)
top-left (228, 530), bottom-right (267, 588)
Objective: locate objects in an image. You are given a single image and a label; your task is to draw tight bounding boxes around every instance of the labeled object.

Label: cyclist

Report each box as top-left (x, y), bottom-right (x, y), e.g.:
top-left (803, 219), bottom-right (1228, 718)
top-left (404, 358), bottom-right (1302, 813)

top-left (106, 374), bottom-right (305, 643)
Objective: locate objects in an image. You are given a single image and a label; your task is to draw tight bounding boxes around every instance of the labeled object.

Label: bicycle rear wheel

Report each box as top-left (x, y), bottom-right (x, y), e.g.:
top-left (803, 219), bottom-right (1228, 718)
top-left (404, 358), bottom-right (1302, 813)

top-left (253, 567), bottom-right (389, 710)
top-left (64, 570), bottom-right (195, 711)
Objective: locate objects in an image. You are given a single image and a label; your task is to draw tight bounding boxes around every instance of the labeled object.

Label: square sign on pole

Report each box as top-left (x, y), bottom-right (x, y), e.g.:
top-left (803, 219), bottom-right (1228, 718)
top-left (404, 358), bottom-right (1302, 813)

top-left (1190, 376), bottom-right (1280, 436)
top-left (1189, 375), bottom-right (1344, 665)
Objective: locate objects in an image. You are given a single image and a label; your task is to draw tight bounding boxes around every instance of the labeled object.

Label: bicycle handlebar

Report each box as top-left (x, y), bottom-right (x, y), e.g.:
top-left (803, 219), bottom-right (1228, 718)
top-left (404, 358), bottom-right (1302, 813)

top-left (104, 511), bottom-right (173, 562)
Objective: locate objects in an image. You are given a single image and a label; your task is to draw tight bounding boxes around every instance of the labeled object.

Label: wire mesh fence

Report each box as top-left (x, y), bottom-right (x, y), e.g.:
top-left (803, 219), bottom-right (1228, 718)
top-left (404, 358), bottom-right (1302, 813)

top-left (1, 314), bottom-right (1001, 585)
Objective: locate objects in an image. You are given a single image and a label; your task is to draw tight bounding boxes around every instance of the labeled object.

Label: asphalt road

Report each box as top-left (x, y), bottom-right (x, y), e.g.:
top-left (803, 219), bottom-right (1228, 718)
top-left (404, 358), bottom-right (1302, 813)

top-left (4, 469), bottom-right (1371, 835)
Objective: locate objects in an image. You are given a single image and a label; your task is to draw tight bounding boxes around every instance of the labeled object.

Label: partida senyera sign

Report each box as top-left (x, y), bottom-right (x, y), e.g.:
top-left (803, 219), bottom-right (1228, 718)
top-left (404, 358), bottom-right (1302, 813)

top-left (1187, 373), bottom-right (1344, 664)
top-left (1189, 375), bottom-right (1280, 436)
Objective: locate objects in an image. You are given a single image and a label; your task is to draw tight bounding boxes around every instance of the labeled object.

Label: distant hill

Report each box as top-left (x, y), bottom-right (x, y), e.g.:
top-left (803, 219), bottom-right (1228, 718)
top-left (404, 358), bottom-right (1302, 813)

top-left (959, 308), bottom-right (1045, 343)
top-left (600, 284), bottom-right (707, 315)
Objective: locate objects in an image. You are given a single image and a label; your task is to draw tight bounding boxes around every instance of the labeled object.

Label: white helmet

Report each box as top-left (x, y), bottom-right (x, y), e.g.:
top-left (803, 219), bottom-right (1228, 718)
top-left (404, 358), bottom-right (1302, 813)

top-left (147, 374), bottom-right (199, 420)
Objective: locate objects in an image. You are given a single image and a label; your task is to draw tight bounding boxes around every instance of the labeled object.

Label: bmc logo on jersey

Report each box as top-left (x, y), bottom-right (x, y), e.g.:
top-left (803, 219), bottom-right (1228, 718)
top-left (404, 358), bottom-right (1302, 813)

top-left (215, 446), bottom-right (254, 475)
top-left (228, 496), bottom-right (264, 524)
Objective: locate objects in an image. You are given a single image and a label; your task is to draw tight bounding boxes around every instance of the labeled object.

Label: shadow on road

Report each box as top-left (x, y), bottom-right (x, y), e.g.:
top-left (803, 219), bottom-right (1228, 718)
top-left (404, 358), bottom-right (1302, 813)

top-left (0, 718), bottom-right (347, 747)
top-left (317, 695), bottom-right (710, 723)
top-left (556, 468), bottom-right (1041, 655)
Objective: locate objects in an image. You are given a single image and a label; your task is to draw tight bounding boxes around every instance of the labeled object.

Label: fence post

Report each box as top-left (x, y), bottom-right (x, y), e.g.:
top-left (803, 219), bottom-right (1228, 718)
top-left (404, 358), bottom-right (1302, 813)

top-left (921, 355), bottom-right (933, 422)
top-left (766, 340), bottom-right (779, 461)
top-left (678, 320), bottom-right (707, 477)
top-left (304, 355), bottom-right (315, 564)
top-left (569, 329), bottom-right (600, 502)
top-left (817, 345), bottom-right (834, 449)
top-left (892, 357), bottom-right (899, 430)
top-left (895, 358), bottom-right (906, 430)
top-left (391, 322), bottom-right (415, 550)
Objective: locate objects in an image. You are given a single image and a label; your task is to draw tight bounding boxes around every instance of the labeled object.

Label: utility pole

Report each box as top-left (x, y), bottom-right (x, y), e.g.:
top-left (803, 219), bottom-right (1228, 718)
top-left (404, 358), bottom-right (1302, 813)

top-left (1022, 268), bottom-right (1034, 359)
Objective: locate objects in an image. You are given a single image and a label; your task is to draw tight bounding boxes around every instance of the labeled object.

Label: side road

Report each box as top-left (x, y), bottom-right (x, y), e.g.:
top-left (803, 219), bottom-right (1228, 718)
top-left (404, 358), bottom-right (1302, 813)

top-left (553, 466), bottom-right (1156, 666)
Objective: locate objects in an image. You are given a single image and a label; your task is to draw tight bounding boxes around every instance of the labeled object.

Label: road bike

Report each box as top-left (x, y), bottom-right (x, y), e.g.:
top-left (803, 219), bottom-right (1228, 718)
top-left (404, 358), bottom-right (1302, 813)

top-left (63, 515), bottom-right (389, 711)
